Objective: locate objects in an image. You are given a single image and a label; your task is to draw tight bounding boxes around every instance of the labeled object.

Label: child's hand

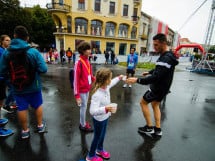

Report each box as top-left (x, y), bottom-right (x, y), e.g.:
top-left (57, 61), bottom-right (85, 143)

top-left (105, 106), bottom-right (111, 113)
top-left (118, 75), bottom-right (126, 81)
top-left (105, 106), bottom-right (115, 113)
top-left (76, 98), bottom-right (81, 107)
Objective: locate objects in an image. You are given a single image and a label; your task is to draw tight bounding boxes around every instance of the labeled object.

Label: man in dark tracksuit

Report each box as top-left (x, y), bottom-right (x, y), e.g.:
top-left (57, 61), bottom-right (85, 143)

top-left (127, 33), bottom-right (178, 136)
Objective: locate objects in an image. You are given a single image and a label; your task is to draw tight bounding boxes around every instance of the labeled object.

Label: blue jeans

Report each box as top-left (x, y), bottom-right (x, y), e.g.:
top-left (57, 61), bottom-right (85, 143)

top-left (88, 118), bottom-right (108, 157)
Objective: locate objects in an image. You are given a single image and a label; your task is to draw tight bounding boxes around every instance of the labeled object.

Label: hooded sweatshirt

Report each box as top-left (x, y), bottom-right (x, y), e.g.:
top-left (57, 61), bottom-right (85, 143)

top-left (73, 55), bottom-right (95, 99)
top-left (0, 38), bottom-right (47, 94)
top-left (137, 51), bottom-right (179, 95)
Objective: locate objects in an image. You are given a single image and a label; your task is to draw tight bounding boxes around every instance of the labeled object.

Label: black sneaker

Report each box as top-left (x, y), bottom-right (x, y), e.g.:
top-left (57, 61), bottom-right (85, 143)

top-left (138, 125), bottom-right (154, 134)
top-left (153, 126), bottom-right (162, 136)
top-left (2, 105), bottom-right (14, 114)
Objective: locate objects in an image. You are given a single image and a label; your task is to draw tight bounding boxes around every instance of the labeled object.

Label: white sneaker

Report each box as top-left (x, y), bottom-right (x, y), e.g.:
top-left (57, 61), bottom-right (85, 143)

top-left (123, 84), bottom-right (127, 88)
top-left (129, 85), bottom-right (132, 88)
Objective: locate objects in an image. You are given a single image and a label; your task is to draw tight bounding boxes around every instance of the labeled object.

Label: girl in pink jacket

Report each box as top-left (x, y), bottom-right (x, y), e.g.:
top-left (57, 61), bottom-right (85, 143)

top-left (73, 41), bottom-right (95, 132)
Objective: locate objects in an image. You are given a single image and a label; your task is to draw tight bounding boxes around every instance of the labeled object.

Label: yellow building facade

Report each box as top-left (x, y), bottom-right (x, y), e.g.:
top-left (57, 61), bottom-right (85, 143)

top-left (47, 0), bottom-right (142, 55)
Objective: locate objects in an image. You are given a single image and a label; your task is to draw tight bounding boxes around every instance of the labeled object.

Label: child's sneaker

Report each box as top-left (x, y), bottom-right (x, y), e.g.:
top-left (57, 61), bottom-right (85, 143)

top-left (0, 128), bottom-right (14, 137)
top-left (21, 129), bottom-right (30, 139)
top-left (86, 155), bottom-right (103, 161)
top-left (38, 122), bottom-right (47, 133)
top-left (96, 150), bottom-right (111, 159)
top-left (138, 125), bottom-right (154, 134)
top-left (79, 122), bottom-right (93, 132)
top-left (0, 118), bottom-right (8, 127)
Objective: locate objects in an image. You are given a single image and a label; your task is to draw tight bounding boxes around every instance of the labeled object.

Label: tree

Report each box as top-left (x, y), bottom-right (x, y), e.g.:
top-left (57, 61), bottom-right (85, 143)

top-left (0, 1), bottom-right (55, 50)
top-left (28, 5), bottom-right (55, 50)
top-left (0, 0), bottom-right (21, 37)
top-left (208, 45), bottom-right (215, 54)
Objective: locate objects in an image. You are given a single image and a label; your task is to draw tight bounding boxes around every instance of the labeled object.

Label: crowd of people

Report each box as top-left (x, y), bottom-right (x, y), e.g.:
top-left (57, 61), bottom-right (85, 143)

top-left (0, 25), bottom-right (178, 161)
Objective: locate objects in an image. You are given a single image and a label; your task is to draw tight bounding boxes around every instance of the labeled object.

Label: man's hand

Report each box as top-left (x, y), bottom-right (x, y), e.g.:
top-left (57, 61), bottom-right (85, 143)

top-left (142, 72), bottom-right (149, 76)
top-left (126, 77), bottom-right (138, 84)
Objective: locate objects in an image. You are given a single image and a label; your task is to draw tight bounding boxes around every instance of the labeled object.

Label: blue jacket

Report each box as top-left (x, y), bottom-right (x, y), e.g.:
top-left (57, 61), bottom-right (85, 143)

top-left (0, 46), bottom-right (5, 80)
top-left (126, 53), bottom-right (138, 70)
top-left (0, 38), bottom-right (47, 94)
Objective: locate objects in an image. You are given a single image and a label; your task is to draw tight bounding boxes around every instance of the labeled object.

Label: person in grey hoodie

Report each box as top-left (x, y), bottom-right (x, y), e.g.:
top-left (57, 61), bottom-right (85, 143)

top-left (0, 26), bottom-right (48, 139)
top-left (127, 33), bottom-right (178, 137)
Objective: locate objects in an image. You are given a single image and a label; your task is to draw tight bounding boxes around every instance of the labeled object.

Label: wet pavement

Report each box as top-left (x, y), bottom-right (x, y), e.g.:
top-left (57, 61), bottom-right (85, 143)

top-left (0, 59), bottom-right (215, 161)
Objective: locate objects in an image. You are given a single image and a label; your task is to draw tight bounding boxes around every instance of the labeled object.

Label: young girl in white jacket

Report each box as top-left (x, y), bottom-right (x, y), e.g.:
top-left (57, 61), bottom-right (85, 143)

top-left (86, 68), bottom-right (124, 161)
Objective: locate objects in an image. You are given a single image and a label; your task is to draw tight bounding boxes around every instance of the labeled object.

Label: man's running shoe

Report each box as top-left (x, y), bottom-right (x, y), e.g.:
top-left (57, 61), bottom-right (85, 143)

top-left (0, 118), bottom-right (8, 127)
top-left (0, 128), bottom-right (14, 137)
top-left (153, 126), bottom-right (162, 136)
top-left (2, 105), bottom-right (14, 113)
top-left (21, 129), bottom-right (30, 139)
top-left (138, 125), bottom-right (154, 134)
top-left (38, 122), bottom-right (47, 133)
top-left (123, 84), bottom-right (127, 88)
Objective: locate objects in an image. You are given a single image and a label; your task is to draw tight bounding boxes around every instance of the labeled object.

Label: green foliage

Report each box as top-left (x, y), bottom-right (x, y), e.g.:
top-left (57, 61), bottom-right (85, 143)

top-left (194, 54), bottom-right (202, 60)
top-left (208, 45), bottom-right (215, 53)
top-left (29, 5), bottom-right (55, 49)
top-left (0, 2), bottom-right (55, 50)
top-left (207, 54), bottom-right (215, 60)
top-left (118, 62), bottom-right (156, 70)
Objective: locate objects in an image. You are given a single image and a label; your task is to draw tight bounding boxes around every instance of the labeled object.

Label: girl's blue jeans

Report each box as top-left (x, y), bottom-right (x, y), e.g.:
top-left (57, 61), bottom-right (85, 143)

top-left (88, 118), bottom-right (108, 157)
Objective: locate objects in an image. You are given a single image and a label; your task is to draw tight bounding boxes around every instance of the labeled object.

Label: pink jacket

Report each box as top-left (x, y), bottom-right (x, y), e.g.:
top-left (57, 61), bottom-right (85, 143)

top-left (73, 55), bottom-right (95, 99)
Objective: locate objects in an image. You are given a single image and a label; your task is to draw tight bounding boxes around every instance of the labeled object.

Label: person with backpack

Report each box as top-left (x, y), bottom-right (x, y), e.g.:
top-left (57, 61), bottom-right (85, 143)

top-left (0, 34), bottom-right (14, 137)
top-left (0, 26), bottom-right (48, 139)
top-left (0, 35), bottom-right (17, 113)
top-left (66, 47), bottom-right (73, 64)
top-left (73, 41), bottom-right (95, 132)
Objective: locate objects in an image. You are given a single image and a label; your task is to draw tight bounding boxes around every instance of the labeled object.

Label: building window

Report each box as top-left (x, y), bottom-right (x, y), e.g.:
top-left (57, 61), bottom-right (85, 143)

top-left (59, 0), bottom-right (63, 5)
top-left (123, 4), bottom-right (128, 16)
top-left (67, 16), bottom-right (72, 33)
top-left (130, 44), bottom-right (136, 50)
top-left (95, 0), bottom-right (101, 12)
top-left (106, 42), bottom-right (115, 52)
top-left (60, 38), bottom-right (64, 50)
top-left (118, 24), bottom-right (128, 38)
top-left (91, 20), bottom-right (102, 36)
top-left (105, 22), bottom-right (115, 37)
top-left (119, 43), bottom-right (127, 55)
top-left (75, 18), bottom-right (88, 34)
top-left (142, 23), bottom-right (146, 34)
top-left (132, 8), bottom-right (138, 21)
top-left (109, 2), bottom-right (115, 14)
top-left (78, 0), bottom-right (85, 10)
top-left (91, 41), bottom-right (101, 54)
top-left (131, 26), bottom-right (137, 39)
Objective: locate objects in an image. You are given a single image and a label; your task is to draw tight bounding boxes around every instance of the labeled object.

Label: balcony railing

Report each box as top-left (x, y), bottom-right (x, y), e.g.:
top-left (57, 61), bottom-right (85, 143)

top-left (131, 15), bottom-right (140, 25)
top-left (133, 0), bottom-right (141, 5)
top-left (46, 3), bottom-right (71, 13)
top-left (140, 34), bottom-right (148, 40)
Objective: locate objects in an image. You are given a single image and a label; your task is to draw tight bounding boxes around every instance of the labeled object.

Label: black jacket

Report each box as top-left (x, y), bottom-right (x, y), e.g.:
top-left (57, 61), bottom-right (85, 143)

top-left (137, 51), bottom-right (179, 95)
